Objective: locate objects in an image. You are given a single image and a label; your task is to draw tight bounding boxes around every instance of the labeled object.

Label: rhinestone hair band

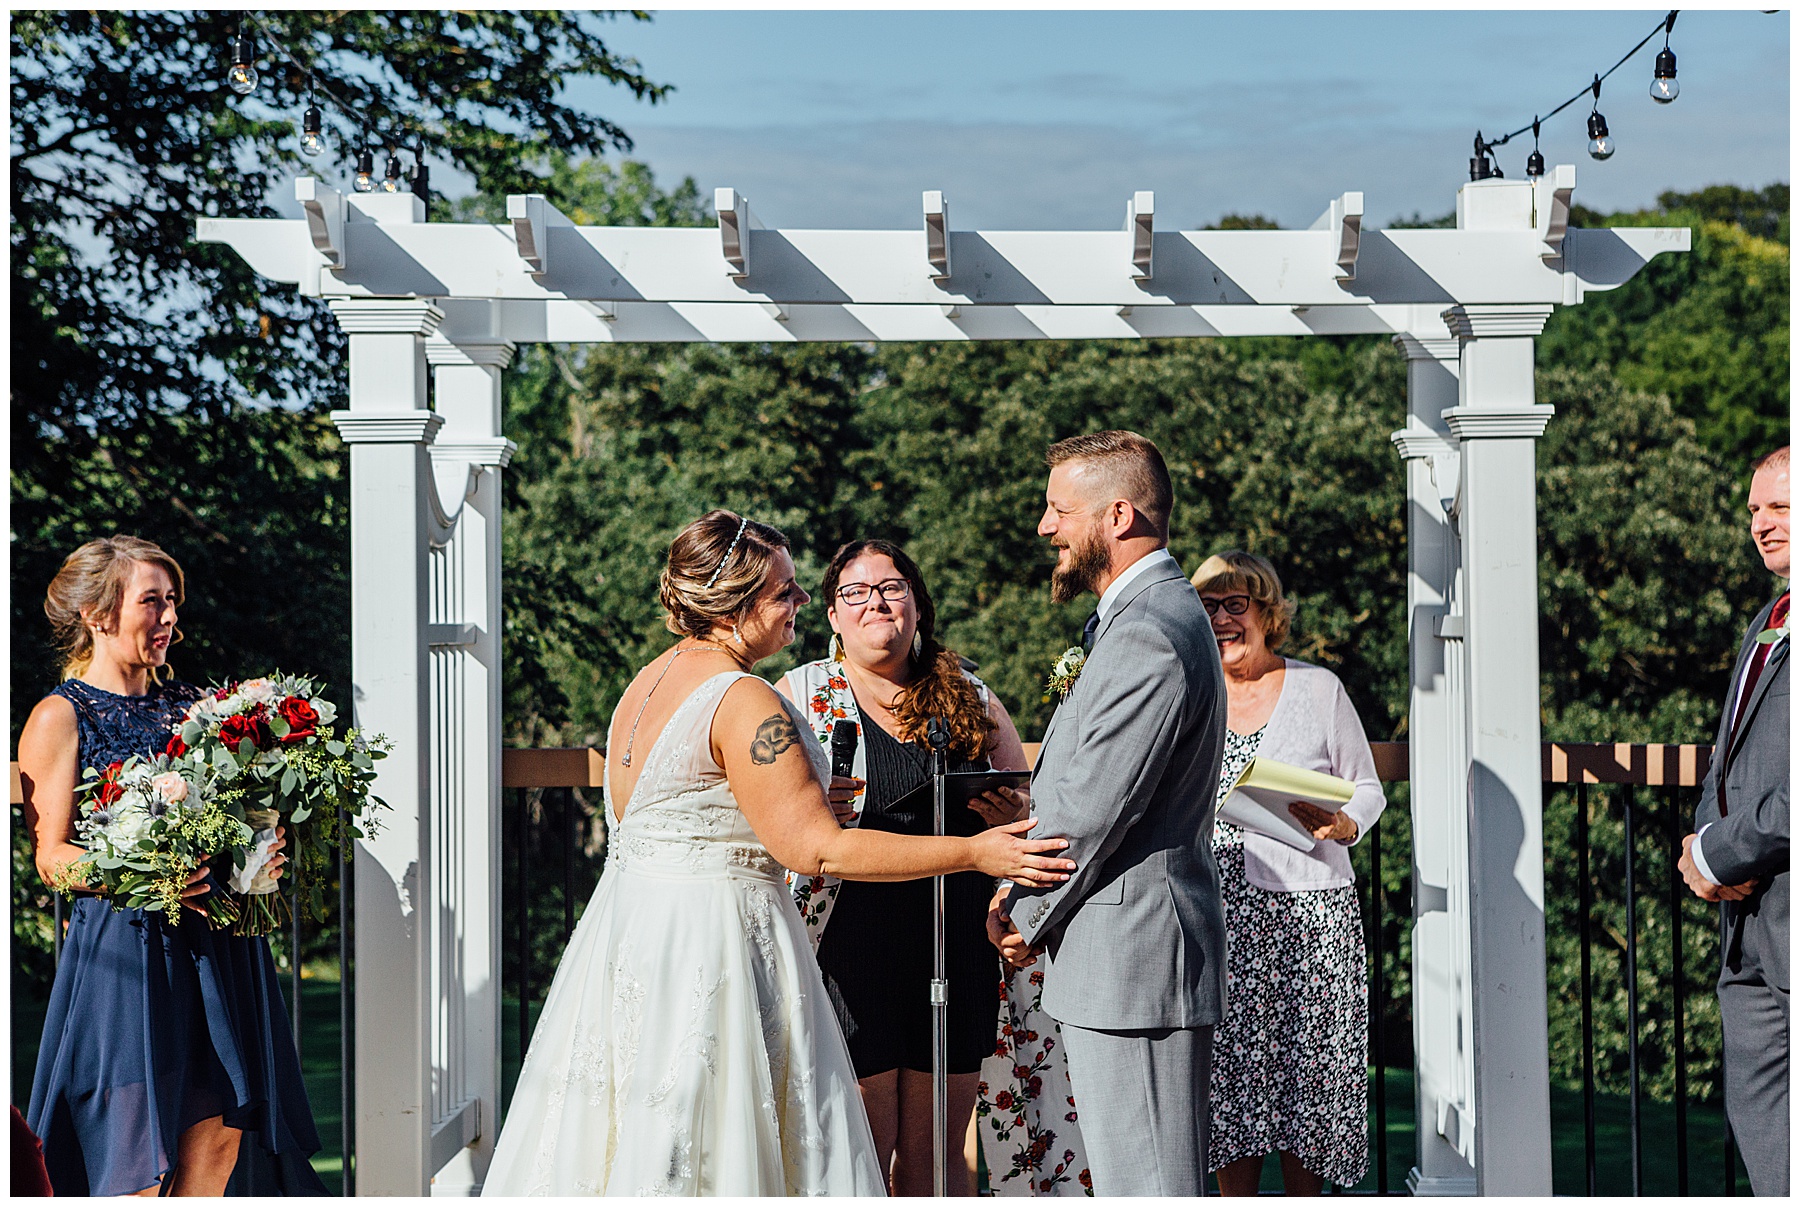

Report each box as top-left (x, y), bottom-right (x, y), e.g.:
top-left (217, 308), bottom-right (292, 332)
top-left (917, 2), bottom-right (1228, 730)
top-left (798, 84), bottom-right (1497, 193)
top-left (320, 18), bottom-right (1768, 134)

top-left (704, 516), bottom-right (751, 589)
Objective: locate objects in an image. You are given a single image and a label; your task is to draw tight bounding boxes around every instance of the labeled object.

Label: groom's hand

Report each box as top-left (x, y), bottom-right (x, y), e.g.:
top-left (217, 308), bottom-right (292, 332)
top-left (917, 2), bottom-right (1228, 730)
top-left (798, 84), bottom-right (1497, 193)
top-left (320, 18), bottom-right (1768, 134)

top-left (1679, 833), bottom-right (1758, 902)
top-left (987, 887), bottom-right (1040, 968)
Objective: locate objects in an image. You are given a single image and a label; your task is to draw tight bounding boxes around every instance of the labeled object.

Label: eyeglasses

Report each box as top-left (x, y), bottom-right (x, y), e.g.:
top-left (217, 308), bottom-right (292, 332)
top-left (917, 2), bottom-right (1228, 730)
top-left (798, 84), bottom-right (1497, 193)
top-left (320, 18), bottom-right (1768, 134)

top-left (1200, 594), bottom-right (1253, 617)
top-left (836, 578), bottom-right (912, 607)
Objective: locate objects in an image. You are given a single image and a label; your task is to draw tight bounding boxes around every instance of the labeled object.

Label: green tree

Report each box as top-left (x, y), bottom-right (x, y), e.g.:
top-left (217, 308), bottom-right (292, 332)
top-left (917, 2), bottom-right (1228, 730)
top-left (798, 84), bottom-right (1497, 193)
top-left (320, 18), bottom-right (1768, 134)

top-left (1541, 186), bottom-right (1789, 463)
top-left (10, 6), bottom-right (668, 1011)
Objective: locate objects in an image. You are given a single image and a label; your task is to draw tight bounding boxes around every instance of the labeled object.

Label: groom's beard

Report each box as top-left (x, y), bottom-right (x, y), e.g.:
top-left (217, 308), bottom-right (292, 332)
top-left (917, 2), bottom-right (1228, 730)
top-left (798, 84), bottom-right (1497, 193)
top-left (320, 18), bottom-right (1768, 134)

top-left (1050, 530), bottom-right (1109, 604)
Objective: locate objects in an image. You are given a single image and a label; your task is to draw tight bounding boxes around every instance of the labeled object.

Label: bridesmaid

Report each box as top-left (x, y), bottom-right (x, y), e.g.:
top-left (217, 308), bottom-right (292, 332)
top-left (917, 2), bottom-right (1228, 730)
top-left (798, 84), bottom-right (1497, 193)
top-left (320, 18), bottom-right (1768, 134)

top-left (19, 535), bottom-right (328, 1196)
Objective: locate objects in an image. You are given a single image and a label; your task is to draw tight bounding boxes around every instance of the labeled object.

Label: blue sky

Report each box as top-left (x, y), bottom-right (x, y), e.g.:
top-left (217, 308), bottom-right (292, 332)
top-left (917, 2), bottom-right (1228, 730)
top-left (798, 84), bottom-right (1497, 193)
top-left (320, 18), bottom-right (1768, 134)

top-left (546, 8), bottom-right (1789, 230)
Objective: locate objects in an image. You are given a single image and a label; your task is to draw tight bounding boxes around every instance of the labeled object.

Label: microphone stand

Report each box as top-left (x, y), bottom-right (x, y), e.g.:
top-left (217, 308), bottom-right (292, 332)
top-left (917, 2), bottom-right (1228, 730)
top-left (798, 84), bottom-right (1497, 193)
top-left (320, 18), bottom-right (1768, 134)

top-left (925, 716), bottom-right (951, 1197)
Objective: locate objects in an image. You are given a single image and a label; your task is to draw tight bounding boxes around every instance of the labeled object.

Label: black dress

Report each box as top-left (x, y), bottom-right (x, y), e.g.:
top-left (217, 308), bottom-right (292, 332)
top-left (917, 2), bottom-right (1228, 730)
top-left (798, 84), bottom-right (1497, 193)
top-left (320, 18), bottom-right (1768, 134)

top-left (26, 678), bottom-right (328, 1196)
top-left (813, 702), bottom-right (1000, 1077)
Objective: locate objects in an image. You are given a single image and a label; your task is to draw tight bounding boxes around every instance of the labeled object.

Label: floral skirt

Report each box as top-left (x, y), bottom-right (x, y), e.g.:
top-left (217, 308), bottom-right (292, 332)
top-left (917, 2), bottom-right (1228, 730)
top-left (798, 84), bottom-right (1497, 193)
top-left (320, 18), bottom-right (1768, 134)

top-left (1209, 825), bottom-right (1369, 1186)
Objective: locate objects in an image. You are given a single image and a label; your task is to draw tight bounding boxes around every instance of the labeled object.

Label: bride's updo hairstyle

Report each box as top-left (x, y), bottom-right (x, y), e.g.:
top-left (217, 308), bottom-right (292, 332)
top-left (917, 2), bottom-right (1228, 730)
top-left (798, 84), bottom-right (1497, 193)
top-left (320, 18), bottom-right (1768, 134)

top-left (44, 535), bottom-right (187, 679)
top-left (660, 509), bottom-right (792, 638)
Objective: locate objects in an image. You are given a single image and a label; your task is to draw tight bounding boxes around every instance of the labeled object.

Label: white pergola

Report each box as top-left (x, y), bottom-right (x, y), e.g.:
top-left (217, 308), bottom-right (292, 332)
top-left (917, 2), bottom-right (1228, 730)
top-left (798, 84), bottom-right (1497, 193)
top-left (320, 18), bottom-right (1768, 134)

top-left (199, 169), bottom-right (1687, 1196)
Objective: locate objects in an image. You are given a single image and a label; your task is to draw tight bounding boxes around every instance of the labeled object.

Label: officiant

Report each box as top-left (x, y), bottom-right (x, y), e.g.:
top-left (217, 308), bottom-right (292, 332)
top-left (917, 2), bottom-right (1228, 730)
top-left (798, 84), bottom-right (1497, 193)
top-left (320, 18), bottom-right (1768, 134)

top-left (777, 538), bottom-right (1032, 1196)
top-left (1191, 551), bottom-right (1387, 1195)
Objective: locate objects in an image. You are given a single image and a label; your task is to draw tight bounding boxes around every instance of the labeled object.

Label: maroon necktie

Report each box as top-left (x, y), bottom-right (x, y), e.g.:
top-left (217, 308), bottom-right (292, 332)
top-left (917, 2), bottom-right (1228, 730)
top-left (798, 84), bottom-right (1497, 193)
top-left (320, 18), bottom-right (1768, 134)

top-left (1729, 590), bottom-right (1789, 754)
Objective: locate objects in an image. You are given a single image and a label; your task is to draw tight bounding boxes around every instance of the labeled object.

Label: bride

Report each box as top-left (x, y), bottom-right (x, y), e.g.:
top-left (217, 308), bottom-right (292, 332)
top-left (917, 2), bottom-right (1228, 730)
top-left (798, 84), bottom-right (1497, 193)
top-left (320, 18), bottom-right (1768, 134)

top-left (482, 511), bottom-right (1075, 1196)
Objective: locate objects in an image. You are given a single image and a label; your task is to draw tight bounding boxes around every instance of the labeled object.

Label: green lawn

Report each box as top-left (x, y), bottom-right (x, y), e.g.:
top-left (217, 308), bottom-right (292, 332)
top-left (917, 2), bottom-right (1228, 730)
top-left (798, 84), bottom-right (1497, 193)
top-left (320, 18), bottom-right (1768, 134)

top-left (16, 988), bottom-right (1748, 1196)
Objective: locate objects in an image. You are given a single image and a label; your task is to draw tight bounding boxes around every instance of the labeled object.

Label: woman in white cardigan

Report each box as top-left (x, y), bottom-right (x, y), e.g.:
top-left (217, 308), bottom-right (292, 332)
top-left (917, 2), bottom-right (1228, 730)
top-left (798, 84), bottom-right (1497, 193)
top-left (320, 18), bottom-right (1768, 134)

top-left (1191, 551), bottom-right (1387, 1195)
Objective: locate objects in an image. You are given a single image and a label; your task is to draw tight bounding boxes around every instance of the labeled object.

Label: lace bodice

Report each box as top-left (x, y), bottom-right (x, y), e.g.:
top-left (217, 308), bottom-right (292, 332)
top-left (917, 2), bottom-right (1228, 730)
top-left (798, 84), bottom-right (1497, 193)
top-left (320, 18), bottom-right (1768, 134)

top-left (603, 672), bottom-right (827, 883)
top-left (50, 678), bottom-right (202, 773)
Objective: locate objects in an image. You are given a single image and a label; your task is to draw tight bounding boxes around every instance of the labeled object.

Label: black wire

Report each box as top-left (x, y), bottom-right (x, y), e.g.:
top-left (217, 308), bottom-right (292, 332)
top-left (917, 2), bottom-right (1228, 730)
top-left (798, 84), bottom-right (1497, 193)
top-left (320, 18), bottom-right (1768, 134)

top-left (1478, 10), bottom-right (1676, 155)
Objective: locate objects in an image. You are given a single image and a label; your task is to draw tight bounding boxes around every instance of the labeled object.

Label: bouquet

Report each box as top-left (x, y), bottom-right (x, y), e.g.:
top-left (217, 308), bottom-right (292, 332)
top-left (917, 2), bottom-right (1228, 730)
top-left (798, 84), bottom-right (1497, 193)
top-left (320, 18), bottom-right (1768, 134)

top-left (172, 673), bottom-right (390, 935)
top-left (58, 753), bottom-right (252, 927)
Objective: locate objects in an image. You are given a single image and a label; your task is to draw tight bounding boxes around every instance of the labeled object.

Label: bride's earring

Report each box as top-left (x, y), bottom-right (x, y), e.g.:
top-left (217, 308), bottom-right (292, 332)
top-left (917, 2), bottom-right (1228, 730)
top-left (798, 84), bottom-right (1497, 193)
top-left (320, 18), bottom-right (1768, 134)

top-left (829, 633), bottom-right (846, 662)
top-left (733, 623), bottom-right (744, 646)
top-left (911, 632), bottom-right (923, 660)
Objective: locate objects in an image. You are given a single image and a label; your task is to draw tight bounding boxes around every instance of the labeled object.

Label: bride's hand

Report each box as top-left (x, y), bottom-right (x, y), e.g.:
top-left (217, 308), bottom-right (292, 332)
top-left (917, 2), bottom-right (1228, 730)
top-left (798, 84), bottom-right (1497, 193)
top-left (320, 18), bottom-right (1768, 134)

top-left (969, 817), bottom-right (1074, 885)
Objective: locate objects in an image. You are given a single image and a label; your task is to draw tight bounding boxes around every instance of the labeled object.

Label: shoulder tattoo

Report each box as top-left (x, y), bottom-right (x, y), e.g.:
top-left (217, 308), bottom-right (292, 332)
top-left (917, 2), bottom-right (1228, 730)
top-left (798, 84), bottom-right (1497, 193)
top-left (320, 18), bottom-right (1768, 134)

top-left (750, 714), bottom-right (801, 765)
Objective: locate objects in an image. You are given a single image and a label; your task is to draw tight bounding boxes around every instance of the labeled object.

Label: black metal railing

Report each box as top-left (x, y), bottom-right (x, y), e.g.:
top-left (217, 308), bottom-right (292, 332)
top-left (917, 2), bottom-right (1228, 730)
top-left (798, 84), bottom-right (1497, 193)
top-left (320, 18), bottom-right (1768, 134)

top-left (15, 739), bottom-right (1747, 1197)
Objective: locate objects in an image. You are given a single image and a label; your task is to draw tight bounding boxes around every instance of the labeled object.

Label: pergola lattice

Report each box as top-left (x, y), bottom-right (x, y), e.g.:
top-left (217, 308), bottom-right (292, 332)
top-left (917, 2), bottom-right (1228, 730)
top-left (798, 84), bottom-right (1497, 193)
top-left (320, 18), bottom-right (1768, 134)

top-left (200, 168), bottom-right (1688, 1196)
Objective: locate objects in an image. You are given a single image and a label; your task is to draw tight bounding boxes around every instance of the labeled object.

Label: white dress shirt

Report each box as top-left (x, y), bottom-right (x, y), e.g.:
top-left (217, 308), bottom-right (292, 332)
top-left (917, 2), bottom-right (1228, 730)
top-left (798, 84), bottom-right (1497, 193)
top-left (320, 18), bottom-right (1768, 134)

top-left (1094, 547), bottom-right (1178, 625)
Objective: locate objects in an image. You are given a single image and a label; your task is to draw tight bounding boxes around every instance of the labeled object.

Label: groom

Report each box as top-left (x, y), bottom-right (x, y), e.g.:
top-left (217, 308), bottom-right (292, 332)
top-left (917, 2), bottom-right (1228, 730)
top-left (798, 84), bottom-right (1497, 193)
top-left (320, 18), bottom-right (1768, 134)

top-left (988, 430), bottom-right (1228, 1196)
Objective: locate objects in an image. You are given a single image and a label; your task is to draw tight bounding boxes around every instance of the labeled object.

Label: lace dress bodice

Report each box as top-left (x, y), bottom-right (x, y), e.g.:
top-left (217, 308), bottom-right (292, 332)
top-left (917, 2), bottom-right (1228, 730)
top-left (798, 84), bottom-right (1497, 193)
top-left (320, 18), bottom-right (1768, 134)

top-left (603, 672), bottom-right (828, 884)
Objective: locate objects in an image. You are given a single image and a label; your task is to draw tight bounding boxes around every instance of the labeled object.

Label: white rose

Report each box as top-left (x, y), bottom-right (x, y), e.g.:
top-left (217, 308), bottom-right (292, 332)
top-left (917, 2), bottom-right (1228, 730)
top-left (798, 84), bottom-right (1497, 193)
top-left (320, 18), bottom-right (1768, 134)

top-left (151, 771), bottom-right (190, 804)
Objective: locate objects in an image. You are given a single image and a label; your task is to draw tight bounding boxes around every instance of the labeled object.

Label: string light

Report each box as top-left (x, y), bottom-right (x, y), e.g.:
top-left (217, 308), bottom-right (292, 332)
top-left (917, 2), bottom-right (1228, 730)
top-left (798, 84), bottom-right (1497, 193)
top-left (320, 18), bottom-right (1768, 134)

top-left (1586, 79), bottom-right (1615, 161)
top-left (1651, 13), bottom-right (1681, 103)
top-left (227, 12), bottom-right (444, 203)
top-left (299, 102), bottom-right (326, 158)
top-left (226, 27), bottom-right (259, 96)
top-left (1469, 10), bottom-right (1678, 180)
top-left (1525, 119), bottom-right (1545, 178)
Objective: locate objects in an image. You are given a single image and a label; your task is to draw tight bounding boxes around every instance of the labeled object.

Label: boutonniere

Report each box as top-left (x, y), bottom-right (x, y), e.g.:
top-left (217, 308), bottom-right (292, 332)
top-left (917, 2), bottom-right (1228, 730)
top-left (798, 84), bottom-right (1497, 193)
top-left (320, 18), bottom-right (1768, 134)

top-left (1043, 646), bottom-right (1086, 702)
top-left (1756, 617), bottom-right (1789, 645)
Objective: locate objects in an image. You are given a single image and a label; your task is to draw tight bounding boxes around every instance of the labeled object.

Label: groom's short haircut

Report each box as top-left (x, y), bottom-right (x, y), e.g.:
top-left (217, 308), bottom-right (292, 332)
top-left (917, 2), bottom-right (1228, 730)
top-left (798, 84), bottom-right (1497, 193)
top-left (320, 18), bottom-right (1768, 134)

top-left (1752, 445), bottom-right (1789, 473)
top-left (1047, 430), bottom-right (1173, 540)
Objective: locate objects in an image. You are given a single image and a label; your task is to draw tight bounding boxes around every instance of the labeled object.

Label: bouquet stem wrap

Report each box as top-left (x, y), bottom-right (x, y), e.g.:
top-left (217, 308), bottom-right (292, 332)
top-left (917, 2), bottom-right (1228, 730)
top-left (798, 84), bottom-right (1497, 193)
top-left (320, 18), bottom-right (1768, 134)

top-left (231, 807), bottom-right (289, 936)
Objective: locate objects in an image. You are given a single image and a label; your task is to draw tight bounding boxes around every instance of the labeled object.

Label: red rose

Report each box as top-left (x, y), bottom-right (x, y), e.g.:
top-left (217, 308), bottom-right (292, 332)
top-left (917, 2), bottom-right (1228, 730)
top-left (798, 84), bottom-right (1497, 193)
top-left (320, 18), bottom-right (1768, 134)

top-left (219, 714), bottom-right (265, 750)
top-left (97, 780), bottom-right (124, 806)
top-left (166, 733), bottom-right (187, 757)
top-left (276, 696), bottom-right (319, 743)
top-left (214, 682), bottom-right (237, 700)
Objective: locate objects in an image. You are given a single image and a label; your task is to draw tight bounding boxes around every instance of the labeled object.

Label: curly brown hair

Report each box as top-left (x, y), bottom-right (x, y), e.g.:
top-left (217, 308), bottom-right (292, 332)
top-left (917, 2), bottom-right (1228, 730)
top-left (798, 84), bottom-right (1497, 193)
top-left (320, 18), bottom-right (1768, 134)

top-left (822, 539), bottom-right (995, 763)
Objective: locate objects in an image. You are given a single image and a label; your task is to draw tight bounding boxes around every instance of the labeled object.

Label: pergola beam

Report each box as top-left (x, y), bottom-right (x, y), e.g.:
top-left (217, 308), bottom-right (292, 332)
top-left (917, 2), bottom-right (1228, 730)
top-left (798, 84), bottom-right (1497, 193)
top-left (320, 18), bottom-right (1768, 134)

top-left (197, 185), bottom-right (1688, 314)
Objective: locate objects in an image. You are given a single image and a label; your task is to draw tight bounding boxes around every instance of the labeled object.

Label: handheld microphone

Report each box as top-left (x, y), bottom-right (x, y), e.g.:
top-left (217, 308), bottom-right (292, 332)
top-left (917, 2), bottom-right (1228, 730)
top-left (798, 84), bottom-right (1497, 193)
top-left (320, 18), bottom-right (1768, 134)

top-left (925, 717), bottom-right (950, 753)
top-left (830, 719), bottom-right (859, 780)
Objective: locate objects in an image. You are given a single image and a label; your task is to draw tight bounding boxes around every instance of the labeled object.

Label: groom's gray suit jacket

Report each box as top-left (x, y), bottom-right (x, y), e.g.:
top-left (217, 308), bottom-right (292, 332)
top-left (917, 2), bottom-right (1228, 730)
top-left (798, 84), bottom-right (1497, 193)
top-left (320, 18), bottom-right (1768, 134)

top-left (1009, 557), bottom-right (1229, 1031)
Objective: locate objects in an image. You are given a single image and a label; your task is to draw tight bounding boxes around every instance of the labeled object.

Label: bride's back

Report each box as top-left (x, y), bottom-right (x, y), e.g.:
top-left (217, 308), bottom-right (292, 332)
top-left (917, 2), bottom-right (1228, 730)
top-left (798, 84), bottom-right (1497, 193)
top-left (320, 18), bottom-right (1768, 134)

top-left (606, 646), bottom-right (748, 824)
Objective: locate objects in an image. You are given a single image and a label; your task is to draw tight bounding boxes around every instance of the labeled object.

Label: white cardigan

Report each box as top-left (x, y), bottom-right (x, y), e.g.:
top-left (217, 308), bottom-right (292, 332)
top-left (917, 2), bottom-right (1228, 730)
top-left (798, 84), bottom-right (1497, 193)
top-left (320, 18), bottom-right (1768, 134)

top-left (1234, 658), bottom-right (1387, 893)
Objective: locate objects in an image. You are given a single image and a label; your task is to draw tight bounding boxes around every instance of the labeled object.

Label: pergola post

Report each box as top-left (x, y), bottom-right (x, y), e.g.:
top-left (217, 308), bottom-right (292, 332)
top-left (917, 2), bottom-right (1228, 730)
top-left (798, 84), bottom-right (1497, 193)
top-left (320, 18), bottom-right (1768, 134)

top-left (420, 325), bottom-right (517, 1194)
top-left (328, 294), bottom-right (445, 1197)
top-left (1443, 285), bottom-right (1557, 1189)
top-left (1391, 330), bottom-right (1478, 1195)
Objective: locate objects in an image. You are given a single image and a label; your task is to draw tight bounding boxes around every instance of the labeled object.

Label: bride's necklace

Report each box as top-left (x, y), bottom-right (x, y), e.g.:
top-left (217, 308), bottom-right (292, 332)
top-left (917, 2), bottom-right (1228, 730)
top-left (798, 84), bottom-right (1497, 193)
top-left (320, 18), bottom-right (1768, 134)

top-left (620, 639), bottom-right (746, 767)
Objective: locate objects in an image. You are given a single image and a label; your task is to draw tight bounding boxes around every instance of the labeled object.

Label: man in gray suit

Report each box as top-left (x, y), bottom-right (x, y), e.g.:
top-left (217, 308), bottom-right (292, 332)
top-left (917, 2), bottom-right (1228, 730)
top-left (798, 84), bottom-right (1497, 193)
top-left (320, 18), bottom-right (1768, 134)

top-left (987, 430), bottom-right (1228, 1195)
top-left (1679, 444), bottom-right (1789, 1195)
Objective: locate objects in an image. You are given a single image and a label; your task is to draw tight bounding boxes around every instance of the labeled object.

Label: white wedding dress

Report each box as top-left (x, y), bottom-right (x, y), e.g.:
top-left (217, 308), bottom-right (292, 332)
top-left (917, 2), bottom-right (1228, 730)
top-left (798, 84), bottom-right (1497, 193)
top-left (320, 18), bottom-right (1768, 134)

top-left (482, 672), bottom-right (884, 1196)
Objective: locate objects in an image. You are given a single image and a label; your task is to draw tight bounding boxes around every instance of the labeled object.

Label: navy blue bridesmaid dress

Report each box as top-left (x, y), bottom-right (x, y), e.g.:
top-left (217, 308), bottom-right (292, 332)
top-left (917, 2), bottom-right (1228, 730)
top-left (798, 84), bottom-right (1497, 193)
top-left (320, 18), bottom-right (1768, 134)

top-left (26, 678), bottom-right (328, 1196)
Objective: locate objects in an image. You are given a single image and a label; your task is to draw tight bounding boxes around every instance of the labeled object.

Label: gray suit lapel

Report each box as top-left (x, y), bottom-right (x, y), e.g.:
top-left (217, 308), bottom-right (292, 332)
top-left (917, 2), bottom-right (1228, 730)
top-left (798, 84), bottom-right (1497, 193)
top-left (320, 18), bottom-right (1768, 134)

top-left (1727, 596), bottom-right (1786, 761)
top-left (1090, 558), bottom-right (1187, 650)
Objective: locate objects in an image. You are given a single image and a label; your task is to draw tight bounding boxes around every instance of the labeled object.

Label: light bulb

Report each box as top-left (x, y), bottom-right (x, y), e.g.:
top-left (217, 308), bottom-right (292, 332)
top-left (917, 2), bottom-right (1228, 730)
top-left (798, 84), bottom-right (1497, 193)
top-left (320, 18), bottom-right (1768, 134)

top-left (353, 149), bottom-right (375, 192)
top-left (1586, 111), bottom-right (1614, 162)
top-left (299, 104), bottom-right (326, 158)
top-left (1651, 48), bottom-right (1679, 104)
top-left (1525, 149), bottom-right (1545, 178)
top-left (382, 152), bottom-right (404, 193)
top-left (227, 33), bottom-right (258, 96)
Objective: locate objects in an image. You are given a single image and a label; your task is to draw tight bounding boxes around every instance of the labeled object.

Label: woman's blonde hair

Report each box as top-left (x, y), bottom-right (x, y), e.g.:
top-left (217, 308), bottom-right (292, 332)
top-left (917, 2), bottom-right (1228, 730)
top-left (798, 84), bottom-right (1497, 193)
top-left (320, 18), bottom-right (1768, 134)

top-left (659, 509), bottom-right (791, 638)
top-left (44, 535), bottom-right (187, 679)
top-left (1191, 550), bottom-right (1293, 651)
